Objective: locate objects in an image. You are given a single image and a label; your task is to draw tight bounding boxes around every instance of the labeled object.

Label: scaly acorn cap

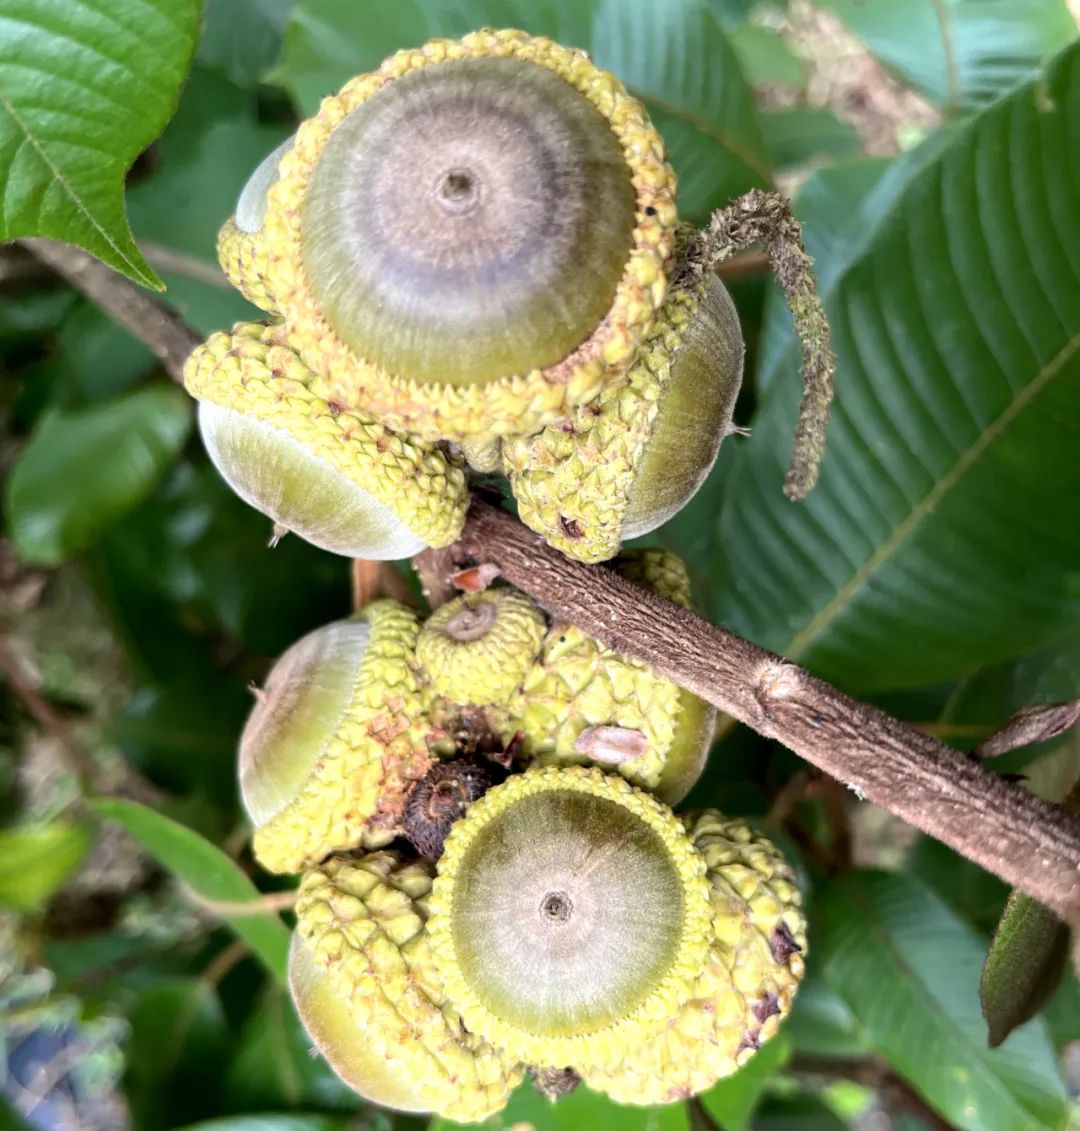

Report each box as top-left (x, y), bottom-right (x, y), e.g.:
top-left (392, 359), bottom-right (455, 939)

top-left (580, 811), bottom-right (806, 1104)
top-left (428, 766), bottom-right (712, 1072)
top-left (291, 850), bottom-right (522, 1120)
top-left (504, 247), bottom-right (744, 563)
top-left (260, 28), bottom-right (678, 442)
top-left (240, 601), bottom-right (432, 873)
top-left (184, 320), bottom-right (468, 558)
top-left (417, 589), bottom-right (546, 707)
top-left (216, 136), bottom-right (295, 311)
top-left (510, 552), bottom-right (715, 805)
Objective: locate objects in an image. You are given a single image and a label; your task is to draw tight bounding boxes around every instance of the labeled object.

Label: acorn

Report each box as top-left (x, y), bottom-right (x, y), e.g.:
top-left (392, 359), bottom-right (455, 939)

top-left (217, 136), bottom-right (294, 311)
top-left (255, 28), bottom-right (677, 442)
top-left (184, 320), bottom-right (468, 559)
top-left (416, 588), bottom-right (546, 707)
top-left (428, 766), bottom-right (713, 1073)
top-left (239, 601), bottom-right (432, 873)
top-left (580, 810), bottom-right (807, 1104)
top-left (512, 551), bottom-right (716, 804)
top-left (290, 850), bottom-right (522, 1120)
top-left (503, 250), bottom-right (745, 563)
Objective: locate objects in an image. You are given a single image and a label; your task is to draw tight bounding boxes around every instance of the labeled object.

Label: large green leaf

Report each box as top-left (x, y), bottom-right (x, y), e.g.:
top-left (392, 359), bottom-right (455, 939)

top-left (197, 0), bottom-right (296, 88)
top-left (125, 978), bottom-right (229, 1129)
top-left (90, 797), bottom-right (290, 980)
top-left (699, 1033), bottom-right (789, 1131)
top-left (5, 385), bottom-right (192, 566)
top-left (701, 45), bottom-right (1080, 692)
top-left (0, 0), bottom-right (202, 288)
top-left (818, 871), bottom-right (1066, 1131)
top-left (818, 0), bottom-right (1076, 113)
top-left (0, 822), bottom-right (92, 912)
top-left (175, 1120), bottom-right (352, 1131)
top-left (274, 0), bottom-right (770, 218)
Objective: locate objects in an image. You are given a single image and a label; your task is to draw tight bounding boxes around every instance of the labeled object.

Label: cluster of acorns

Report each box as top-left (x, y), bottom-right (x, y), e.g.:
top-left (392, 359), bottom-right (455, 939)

top-left (184, 26), bottom-right (808, 1122)
top-left (240, 552), bottom-right (806, 1122)
top-left (182, 28), bottom-right (745, 566)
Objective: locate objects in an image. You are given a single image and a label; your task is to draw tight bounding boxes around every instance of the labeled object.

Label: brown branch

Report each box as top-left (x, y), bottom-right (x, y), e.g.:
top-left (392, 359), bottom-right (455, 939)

top-left (792, 1055), bottom-right (959, 1131)
top-left (455, 500), bottom-right (1080, 923)
top-left (412, 545), bottom-right (461, 610)
top-left (350, 559), bottom-right (417, 612)
top-left (34, 234), bottom-right (1080, 923)
top-left (21, 238), bottom-right (201, 382)
top-left (140, 242), bottom-right (231, 289)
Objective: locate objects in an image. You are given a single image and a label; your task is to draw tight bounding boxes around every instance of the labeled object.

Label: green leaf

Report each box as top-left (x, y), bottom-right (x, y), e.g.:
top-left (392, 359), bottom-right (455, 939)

top-left (0, 0), bottom-right (202, 288)
top-left (981, 890), bottom-right (1069, 1048)
top-left (89, 797), bottom-right (290, 980)
top-left (197, 0), bottom-right (296, 88)
top-left (125, 978), bottom-right (229, 1129)
top-left (753, 1095), bottom-right (848, 1131)
top-left (817, 0), bottom-right (1077, 113)
top-left (818, 871), bottom-right (1066, 1131)
top-left (700, 45), bottom-right (1080, 692)
top-left (782, 963), bottom-right (869, 1059)
top-left (224, 988), bottom-right (356, 1112)
top-left (731, 24), bottom-right (808, 89)
top-left (0, 822), bottom-right (92, 912)
top-left (5, 385), bottom-right (192, 566)
top-left (700, 1033), bottom-right (790, 1131)
top-left (274, 0), bottom-right (770, 218)
top-left (762, 108), bottom-right (860, 169)
top-left (906, 838), bottom-right (1009, 935)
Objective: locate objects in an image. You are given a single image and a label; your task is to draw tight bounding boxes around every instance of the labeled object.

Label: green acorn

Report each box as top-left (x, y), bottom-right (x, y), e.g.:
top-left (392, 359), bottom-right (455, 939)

top-left (184, 321), bottom-right (468, 559)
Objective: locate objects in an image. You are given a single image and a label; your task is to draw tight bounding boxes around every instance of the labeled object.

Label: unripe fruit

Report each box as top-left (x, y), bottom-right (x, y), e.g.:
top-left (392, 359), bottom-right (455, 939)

top-left (504, 263), bottom-right (745, 563)
top-left (217, 136), bottom-right (294, 311)
top-left (184, 321), bottom-right (468, 559)
top-left (512, 551), bottom-right (716, 804)
top-left (429, 766), bottom-right (713, 1072)
top-left (416, 589), bottom-right (546, 707)
top-left (290, 850), bottom-right (522, 1120)
top-left (580, 810), bottom-right (806, 1104)
top-left (239, 601), bottom-right (431, 873)
top-left (259, 29), bottom-right (677, 441)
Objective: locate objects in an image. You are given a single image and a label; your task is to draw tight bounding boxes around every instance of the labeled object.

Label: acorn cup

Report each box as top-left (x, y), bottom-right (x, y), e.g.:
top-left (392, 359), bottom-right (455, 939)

top-left (238, 601), bottom-right (432, 873)
top-left (184, 320), bottom-right (468, 559)
top-left (503, 251), bottom-right (745, 562)
top-left (244, 28), bottom-right (677, 442)
top-left (512, 550), bottom-right (717, 804)
top-left (290, 850), bottom-right (523, 1121)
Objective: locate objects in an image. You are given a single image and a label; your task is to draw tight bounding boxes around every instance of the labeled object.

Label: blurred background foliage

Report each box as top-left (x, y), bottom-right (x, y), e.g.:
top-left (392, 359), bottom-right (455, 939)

top-left (1, 0), bottom-right (1079, 1128)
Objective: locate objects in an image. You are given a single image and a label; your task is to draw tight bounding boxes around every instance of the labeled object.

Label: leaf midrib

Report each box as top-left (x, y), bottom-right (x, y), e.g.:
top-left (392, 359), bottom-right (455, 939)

top-left (785, 331), bottom-right (1080, 662)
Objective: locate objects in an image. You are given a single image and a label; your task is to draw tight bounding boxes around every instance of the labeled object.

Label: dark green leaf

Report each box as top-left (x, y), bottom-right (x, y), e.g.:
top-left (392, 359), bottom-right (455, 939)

top-left (731, 24), bottom-right (808, 89)
top-left (753, 1094), bottom-right (848, 1131)
top-left (90, 797), bottom-right (290, 981)
top-left (198, 0), bottom-right (296, 88)
top-left (818, 870), bottom-right (1066, 1131)
top-left (699, 45), bottom-right (1080, 692)
top-left (906, 838), bottom-right (1009, 935)
top-left (782, 963), bottom-right (868, 1059)
top-left (817, 0), bottom-right (1076, 112)
top-left (700, 1033), bottom-right (790, 1131)
top-left (127, 68), bottom-right (291, 334)
top-left (274, 0), bottom-right (770, 218)
top-left (224, 988), bottom-right (356, 1112)
top-left (703, 0), bottom-right (756, 32)
top-left (5, 385), bottom-right (192, 566)
top-left (1042, 973), bottom-right (1080, 1047)
top-left (0, 0), bottom-right (202, 287)
top-left (762, 108), bottom-right (860, 169)
top-left (0, 1097), bottom-right (34, 1131)
top-left (125, 978), bottom-right (229, 1129)
top-left (981, 890), bottom-right (1069, 1048)
top-left (0, 822), bottom-right (92, 912)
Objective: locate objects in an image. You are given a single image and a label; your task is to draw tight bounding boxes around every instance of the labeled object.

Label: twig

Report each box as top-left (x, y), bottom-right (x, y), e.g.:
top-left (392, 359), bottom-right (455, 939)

top-left (21, 238), bottom-right (201, 382)
top-left (714, 250), bottom-right (770, 280)
top-left (200, 938), bottom-right (248, 990)
top-left (184, 887), bottom-right (297, 918)
top-left (30, 234), bottom-right (1080, 923)
top-left (455, 500), bottom-right (1080, 923)
top-left (351, 559), bottom-right (417, 612)
top-left (141, 242), bottom-right (231, 289)
top-left (412, 545), bottom-right (461, 610)
top-left (792, 1055), bottom-right (958, 1131)
top-left (688, 189), bottom-right (835, 500)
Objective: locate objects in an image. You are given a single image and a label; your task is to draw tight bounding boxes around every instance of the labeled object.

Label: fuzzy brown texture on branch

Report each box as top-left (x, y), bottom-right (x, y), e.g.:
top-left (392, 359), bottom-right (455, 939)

top-left (687, 189), bottom-right (835, 500)
top-left (26, 232), bottom-right (1080, 923)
